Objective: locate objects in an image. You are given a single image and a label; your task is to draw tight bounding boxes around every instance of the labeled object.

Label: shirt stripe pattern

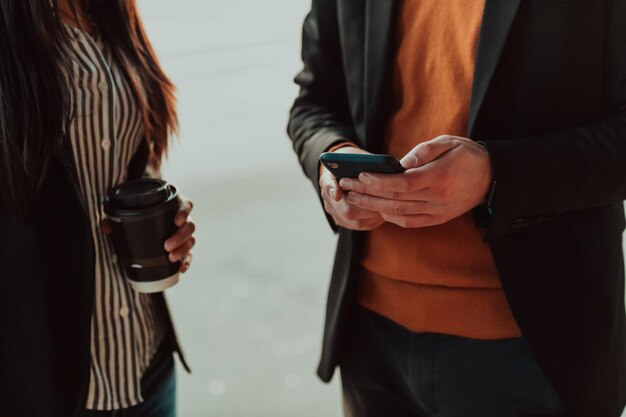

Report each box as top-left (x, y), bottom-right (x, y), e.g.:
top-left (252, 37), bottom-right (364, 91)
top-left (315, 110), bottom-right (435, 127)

top-left (64, 26), bottom-right (165, 411)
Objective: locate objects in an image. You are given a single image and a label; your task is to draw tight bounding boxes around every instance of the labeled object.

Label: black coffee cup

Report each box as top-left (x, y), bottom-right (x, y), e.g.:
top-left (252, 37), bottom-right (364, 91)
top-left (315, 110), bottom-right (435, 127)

top-left (104, 179), bottom-right (182, 293)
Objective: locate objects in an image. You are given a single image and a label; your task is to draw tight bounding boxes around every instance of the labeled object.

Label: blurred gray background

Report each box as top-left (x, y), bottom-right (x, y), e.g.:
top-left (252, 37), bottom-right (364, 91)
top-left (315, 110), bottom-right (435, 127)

top-left (137, 1), bottom-right (342, 416)
top-left (137, 1), bottom-right (626, 416)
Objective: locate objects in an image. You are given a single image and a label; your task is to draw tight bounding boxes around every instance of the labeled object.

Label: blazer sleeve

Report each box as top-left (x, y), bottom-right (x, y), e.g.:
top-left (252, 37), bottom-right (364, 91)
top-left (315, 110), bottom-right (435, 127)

top-left (482, 0), bottom-right (626, 242)
top-left (287, 0), bottom-right (359, 230)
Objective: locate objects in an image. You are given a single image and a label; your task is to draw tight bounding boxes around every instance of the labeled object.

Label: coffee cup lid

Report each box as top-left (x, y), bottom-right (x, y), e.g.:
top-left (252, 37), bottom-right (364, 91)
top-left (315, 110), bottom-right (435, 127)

top-left (105, 179), bottom-right (175, 210)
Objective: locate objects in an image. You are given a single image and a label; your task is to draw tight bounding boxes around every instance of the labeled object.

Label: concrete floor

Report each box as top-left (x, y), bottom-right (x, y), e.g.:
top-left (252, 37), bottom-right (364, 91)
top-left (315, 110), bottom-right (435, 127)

top-left (137, 1), bottom-right (626, 416)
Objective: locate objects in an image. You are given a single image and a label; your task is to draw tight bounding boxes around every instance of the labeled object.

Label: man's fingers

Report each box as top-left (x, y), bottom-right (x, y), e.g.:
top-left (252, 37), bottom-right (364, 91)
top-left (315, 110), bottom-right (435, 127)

top-left (321, 186), bottom-right (344, 208)
top-left (381, 213), bottom-right (441, 229)
top-left (322, 192), bottom-right (383, 221)
top-left (339, 177), bottom-right (431, 201)
top-left (338, 178), bottom-right (368, 194)
top-left (338, 201), bottom-right (380, 220)
top-left (347, 192), bottom-right (430, 216)
top-left (336, 217), bottom-right (384, 231)
top-left (323, 195), bottom-right (386, 231)
top-left (357, 171), bottom-right (415, 193)
top-left (400, 136), bottom-right (461, 169)
top-left (320, 172), bottom-right (342, 202)
top-left (350, 168), bottom-right (433, 194)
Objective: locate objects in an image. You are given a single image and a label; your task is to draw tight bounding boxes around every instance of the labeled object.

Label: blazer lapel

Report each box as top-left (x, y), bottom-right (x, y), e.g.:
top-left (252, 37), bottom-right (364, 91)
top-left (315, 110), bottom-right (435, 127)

top-left (364, 0), bottom-right (395, 150)
top-left (469, 0), bottom-right (522, 136)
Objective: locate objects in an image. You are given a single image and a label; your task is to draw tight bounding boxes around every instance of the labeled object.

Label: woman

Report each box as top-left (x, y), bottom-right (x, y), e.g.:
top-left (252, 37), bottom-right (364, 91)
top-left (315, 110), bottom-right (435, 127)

top-left (0, 1), bottom-right (195, 416)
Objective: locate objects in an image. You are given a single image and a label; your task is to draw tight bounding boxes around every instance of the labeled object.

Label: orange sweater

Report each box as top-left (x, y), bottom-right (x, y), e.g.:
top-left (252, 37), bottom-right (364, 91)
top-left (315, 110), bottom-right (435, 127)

top-left (357, 0), bottom-right (521, 339)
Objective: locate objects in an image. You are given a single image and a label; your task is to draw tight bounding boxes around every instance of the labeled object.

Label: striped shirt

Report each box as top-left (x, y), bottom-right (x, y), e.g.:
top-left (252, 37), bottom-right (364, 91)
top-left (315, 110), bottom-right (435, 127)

top-left (64, 25), bottom-right (165, 410)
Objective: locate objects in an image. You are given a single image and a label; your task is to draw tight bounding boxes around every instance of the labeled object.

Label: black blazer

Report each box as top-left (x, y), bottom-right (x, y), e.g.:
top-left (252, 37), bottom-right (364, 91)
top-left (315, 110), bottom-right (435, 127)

top-left (0, 142), bottom-right (188, 417)
top-left (288, 1), bottom-right (626, 416)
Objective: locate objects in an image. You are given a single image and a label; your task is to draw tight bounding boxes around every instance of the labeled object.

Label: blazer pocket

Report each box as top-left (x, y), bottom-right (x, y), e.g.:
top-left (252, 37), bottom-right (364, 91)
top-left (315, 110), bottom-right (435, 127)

top-left (528, 0), bottom-right (578, 12)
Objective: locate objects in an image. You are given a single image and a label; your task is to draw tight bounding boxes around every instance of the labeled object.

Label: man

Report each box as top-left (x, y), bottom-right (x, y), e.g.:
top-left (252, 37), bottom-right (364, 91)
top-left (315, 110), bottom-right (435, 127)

top-left (287, 1), bottom-right (626, 416)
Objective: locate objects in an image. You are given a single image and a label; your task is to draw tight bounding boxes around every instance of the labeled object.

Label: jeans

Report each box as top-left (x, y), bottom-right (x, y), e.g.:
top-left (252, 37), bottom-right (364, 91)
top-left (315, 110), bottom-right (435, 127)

top-left (82, 346), bottom-right (176, 417)
top-left (340, 305), bottom-right (570, 417)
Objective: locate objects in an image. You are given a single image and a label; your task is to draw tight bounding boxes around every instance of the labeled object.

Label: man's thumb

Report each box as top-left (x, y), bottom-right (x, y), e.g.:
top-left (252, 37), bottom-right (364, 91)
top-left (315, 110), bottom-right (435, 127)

top-left (400, 154), bottom-right (419, 169)
top-left (400, 137), bottom-right (459, 169)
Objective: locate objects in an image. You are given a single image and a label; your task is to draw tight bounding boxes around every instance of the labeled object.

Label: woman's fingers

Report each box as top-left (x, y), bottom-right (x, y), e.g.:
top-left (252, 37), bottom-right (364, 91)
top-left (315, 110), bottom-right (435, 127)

top-left (164, 221), bottom-right (196, 252)
top-left (180, 254), bottom-right (193, 273)
top-left (101, 217), bottom-right (114, 235)
top-left (169, 238), bottom-right (196, 263)
top-left (175, 199), bottom-right (194, 227)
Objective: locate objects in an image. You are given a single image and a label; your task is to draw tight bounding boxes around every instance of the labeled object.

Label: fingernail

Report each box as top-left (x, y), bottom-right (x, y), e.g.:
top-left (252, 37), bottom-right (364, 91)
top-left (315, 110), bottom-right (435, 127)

top-left (359, 173), bottom-right (371, 184)
top-left (164, 240), bottom-right (174, 251)
top-left (340, 179), bottom-right (355, 189)
top-left (347, 195), bottom-right (357, 204)
top-left (329, 188), bottom-right (337, 200)
top-left (400, 155), bottom-right (418, 169)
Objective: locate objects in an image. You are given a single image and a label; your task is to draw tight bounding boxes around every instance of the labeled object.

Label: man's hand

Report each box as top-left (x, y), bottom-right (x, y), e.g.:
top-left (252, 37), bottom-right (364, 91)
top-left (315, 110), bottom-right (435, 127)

top-left (339, 136), bottom-right (492, 228)
top-left (320, 147), bottom-right (385, 231)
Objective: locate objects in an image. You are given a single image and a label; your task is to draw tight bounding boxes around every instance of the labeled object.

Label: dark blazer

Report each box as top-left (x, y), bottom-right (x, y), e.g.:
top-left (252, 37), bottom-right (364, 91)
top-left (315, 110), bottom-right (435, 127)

top-left (288, 1), bottom-right (626, 416)
top-left (0, 141), bottom-right (188, 417)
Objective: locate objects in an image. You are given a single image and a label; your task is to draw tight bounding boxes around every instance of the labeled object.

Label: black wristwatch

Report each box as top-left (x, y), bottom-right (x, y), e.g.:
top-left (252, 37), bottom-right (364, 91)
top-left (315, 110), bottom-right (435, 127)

top-left (473, 179), bottom-right (497, 228)
top-left (473, 141), bottom-right (496, 228)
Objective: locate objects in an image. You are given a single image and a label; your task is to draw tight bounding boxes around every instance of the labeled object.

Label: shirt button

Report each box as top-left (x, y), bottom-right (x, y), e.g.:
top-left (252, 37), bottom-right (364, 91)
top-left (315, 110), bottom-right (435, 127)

top-left (98, 81), bottom-right (108, 92)
top-left (119, 306), bottom-right (129, 317)
top-left (101, 138), bottom-right (111, 150)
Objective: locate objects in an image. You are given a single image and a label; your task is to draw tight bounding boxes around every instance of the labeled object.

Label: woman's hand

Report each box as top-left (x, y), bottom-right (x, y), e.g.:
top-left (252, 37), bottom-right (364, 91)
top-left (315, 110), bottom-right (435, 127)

top-left (101, 198), bottom-right (196, 273)
top-left (320, 147), bottom-right (385, 231)
top-left (164, 199), bottom-right (196, 273)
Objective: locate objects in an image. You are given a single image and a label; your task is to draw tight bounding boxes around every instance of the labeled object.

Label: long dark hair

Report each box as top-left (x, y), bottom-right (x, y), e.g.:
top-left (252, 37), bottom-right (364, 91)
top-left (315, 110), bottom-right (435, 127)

top-left (0, 0), bottom-right (177, 216)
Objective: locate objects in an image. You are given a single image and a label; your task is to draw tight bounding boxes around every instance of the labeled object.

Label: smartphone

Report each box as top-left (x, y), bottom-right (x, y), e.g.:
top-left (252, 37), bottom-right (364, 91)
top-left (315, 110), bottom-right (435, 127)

top-left (319, 152), bottom-right (406, 180)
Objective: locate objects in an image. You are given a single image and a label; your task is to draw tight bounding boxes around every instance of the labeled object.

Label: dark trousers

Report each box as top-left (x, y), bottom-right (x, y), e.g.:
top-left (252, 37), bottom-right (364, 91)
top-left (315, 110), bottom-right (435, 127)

top-left (82, 345), bottom-right (176, 417)
top-left (340, 305), bottom-right (570, 417)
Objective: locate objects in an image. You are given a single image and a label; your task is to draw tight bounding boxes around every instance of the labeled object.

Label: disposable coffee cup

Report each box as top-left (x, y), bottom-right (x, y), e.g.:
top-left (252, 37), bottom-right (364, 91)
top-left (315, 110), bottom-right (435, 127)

top-left (104, 179), bottom-right (182, 293)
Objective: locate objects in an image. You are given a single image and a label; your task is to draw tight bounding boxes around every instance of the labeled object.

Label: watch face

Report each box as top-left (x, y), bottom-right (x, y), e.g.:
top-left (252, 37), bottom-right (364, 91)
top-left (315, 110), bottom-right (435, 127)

top-left (486, 180), bottom-right (497, 209)
top-left (473, 205), bottom-right (492, 229)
